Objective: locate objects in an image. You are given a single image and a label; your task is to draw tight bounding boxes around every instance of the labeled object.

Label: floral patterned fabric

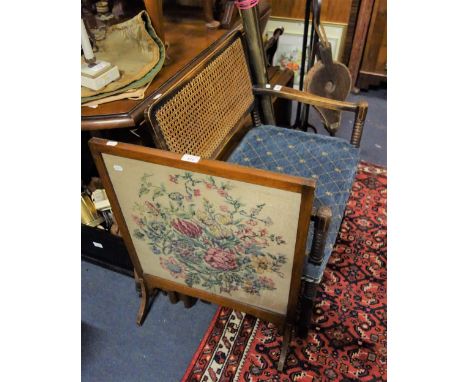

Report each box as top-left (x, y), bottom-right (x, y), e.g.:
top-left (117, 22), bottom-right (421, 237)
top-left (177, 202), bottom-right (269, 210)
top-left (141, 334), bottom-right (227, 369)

top-left (132, 172), bottom-right (288, 295)
top-left (228, 125), bottom-right (360, 282)
top-left (102, 154), bottom-right (304, 314)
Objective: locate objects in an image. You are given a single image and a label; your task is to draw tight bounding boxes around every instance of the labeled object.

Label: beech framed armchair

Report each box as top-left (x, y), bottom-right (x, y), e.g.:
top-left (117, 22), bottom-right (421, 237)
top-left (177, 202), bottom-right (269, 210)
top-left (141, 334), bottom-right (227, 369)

top-left (144, 30), bottom-right (368, 337)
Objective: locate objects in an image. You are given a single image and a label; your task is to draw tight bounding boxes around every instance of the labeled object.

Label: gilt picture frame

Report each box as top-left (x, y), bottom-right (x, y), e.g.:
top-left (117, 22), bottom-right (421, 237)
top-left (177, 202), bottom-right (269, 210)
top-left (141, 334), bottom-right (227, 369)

top-left (89, 138), bottom-right (315, 327)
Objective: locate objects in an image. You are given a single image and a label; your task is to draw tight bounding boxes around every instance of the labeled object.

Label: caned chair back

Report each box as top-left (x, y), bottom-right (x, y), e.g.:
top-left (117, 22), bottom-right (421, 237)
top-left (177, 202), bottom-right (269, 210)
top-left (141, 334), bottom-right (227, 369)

top-left (145, 32), bottom-right (255, 159)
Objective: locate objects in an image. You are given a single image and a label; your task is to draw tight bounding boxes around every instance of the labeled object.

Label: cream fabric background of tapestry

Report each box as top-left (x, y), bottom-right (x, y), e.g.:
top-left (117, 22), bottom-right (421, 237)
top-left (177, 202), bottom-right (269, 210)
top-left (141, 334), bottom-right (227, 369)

top-left (103, 154), bottom-right (302, 315)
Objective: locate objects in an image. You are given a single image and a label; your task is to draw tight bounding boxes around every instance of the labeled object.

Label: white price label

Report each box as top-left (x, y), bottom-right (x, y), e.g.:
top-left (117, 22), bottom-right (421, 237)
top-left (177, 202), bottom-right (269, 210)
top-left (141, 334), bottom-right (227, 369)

top-left (92, 242), bottom-right (103, 249)
top-left (181, 154), bottom-right (201, 163)
top-left (106, 141), bottom-right (118, 146)
top-left (113, 165), bottom-right (123, 171)
top-left (273, 85), bottom-right (282, 91)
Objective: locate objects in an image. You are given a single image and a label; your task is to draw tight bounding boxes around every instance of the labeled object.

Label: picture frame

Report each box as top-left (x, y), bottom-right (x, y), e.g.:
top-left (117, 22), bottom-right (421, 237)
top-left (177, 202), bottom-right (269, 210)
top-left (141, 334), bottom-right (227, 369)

top-left (89, 138), bottom-right (315, 329)
top-left (264, 17), bottom-right (348, 86)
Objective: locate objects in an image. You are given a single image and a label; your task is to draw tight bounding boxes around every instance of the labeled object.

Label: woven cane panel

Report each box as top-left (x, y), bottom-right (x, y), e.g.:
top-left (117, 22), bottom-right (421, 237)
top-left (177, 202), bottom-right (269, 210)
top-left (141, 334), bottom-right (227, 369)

top-left (155, 39), bottom-right (254, 158)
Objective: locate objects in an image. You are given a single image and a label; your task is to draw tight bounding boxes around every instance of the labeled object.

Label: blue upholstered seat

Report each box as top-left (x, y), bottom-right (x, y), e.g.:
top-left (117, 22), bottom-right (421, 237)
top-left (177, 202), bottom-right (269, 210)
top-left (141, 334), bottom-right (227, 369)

top-left (227, 125), bottom-right (360, 283)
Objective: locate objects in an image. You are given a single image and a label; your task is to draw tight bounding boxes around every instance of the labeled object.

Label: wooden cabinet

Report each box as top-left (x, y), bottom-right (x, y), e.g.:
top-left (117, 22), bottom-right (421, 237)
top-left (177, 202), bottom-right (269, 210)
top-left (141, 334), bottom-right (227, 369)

top-left (347, 0), bottom-right (387, 91)
top-left (357, 0), bottom-right (386, 89)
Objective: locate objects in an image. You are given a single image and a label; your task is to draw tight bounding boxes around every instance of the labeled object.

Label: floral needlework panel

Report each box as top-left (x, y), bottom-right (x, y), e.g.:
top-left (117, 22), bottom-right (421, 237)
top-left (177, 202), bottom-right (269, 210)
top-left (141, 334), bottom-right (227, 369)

top-left (102, 154), bottom-right (303, 314)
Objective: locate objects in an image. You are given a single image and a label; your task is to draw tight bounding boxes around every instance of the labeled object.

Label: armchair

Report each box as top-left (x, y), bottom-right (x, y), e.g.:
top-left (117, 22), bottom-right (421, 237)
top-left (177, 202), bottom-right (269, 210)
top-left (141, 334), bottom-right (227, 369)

top-left (144, 30), bottom-right (368, 337)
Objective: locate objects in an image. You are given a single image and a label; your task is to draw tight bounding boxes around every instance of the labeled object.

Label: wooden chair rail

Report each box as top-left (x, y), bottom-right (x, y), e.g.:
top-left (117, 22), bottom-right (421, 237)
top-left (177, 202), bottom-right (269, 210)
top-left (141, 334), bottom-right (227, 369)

top-left (252, 85), bottom-right (368, 147)
top-left (253, 85), bottom-right (359, 112)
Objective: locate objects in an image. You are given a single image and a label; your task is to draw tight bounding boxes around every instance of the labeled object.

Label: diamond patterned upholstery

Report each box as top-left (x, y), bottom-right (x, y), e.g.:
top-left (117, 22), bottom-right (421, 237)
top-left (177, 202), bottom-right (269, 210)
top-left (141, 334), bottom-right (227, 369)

top-left (227, 125), bottom-right (360, 283)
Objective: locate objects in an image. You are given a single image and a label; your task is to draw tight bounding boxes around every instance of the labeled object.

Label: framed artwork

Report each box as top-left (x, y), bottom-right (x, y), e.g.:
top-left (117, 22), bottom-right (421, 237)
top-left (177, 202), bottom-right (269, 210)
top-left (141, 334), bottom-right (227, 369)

top-left (264, 17), bottom-right (348, 86)
top-left (89, 138), bottom-right (315, 327)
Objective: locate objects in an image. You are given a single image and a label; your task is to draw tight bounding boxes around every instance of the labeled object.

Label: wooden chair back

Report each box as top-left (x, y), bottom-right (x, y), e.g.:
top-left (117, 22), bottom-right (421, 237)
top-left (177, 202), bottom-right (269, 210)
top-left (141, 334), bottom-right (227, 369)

top-left (145, 31), bottom-right (256, 159)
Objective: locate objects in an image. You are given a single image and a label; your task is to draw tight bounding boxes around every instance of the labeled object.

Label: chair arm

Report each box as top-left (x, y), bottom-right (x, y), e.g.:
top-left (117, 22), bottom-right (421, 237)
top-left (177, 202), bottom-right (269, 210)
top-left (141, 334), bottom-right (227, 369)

top-left (253, 85), bottom-right (368, 147)
top-left (309, 206), bottom-right (332, 265)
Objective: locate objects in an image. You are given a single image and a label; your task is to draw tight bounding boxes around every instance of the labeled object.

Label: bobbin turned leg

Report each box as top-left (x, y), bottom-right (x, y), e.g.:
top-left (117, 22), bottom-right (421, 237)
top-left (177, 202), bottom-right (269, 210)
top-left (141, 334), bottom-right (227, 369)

top-left (298, 280), bottom-right (318, 338)
top-left (310, 206), bottom-right (332, 265)
top-left (297, 207), bottom-right (331, 336)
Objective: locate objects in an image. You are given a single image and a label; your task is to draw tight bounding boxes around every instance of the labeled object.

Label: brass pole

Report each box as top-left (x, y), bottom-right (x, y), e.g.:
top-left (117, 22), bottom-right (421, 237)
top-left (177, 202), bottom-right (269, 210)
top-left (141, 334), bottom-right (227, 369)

top-left (237, 4), bottom-right (276, 125)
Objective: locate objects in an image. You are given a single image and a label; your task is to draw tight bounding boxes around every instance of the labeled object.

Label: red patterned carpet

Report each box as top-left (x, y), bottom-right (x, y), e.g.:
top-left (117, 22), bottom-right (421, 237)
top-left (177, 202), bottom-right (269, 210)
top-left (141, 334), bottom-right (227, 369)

top-left (182, 163), bottom-right (387, 382)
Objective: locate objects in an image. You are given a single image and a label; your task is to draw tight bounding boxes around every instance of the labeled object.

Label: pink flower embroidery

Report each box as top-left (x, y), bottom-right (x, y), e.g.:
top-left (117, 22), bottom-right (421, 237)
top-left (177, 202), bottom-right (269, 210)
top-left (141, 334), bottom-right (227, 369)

top-left (220, 205), bottom-right (229, 212)
top-left (169, 175), bottom-right (178, 184)
top-left (132, 215), bottom-right (143, 226)
top-left (259, 276), bottom-right (275, 289)
top-left (204, 248), bottom-right (238, 271)
top-left (217, 189), bottom-right (227, 197)
top-left (237, 227), bottom-right (253, 240)
top-left (171, 218), bottom-right (203, 238)
top-left (194, 189), bottom-right (201, 197)
top-left (247, 219), bottom-right (257, 226)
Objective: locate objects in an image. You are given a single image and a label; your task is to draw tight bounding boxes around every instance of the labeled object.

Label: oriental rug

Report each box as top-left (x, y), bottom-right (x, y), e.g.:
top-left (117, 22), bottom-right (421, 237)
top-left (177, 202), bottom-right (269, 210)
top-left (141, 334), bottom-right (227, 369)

top-left (182, 162), bottom-right (387, 382)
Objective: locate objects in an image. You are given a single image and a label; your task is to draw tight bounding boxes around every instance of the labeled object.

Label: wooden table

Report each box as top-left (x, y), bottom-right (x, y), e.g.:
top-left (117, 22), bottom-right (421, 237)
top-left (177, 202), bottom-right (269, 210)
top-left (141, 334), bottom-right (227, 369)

top-left (81, 10), bottom-right (287, 132)
top-left (82, 19), bottom-right (232, 131)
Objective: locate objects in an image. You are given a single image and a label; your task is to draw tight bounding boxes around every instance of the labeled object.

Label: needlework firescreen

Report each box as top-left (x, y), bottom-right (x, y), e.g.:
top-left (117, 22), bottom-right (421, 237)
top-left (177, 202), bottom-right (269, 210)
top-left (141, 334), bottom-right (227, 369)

top-left (102, 153), bottom-right (305, 314)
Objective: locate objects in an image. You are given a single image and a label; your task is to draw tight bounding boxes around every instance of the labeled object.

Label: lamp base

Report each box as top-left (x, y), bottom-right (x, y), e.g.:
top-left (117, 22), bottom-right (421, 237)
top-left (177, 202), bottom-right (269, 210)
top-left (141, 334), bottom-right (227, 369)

top-left (81, 60), bottom-right (120, 91)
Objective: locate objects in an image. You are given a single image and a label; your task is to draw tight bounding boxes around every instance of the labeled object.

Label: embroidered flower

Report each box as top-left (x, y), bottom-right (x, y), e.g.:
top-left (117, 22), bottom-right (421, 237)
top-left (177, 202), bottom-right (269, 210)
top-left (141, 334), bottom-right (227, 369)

top-left (259, 276), bottom-right (275, 290)
top-left (219, 205), bottom-right (229, 212)
top-left (194, 189), bottom-right (201, 197)
top-left (170, 240), bottom-right (197, 262)
top-left (169, 192), bottom-right (184, 202)
top-left (151, 244), bottom-right (161, 255)
top-left (242, 279), bottom-right (258, 294)
top-left (204, 248), bottom-right (238, 271)
top-left (215, 214), bottom-right (232, 225)
top-left (237, 227), bottom-right (253, 240)
top-left (160, 257), bottom-right (185, 278)
top-left (147, 221), bottom-right (166, 241)
top-left (171, 218), bottom-right (203, 238)
top-left (132, 215), bottom-right (143, 227)
top-left (210, 225), bottom-right (233, 239)
top-left (169, 175), bottom-right (178, 184)
top-left (251, 255), bottom-right (272, 274)
top-left (196, 210), bottom-right (215, 226)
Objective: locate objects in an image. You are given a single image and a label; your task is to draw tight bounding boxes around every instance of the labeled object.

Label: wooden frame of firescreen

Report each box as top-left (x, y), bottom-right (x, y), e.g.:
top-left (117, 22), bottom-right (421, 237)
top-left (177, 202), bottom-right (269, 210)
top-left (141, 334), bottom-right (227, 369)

top-left (89, 138), bottom-right (315, 369)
